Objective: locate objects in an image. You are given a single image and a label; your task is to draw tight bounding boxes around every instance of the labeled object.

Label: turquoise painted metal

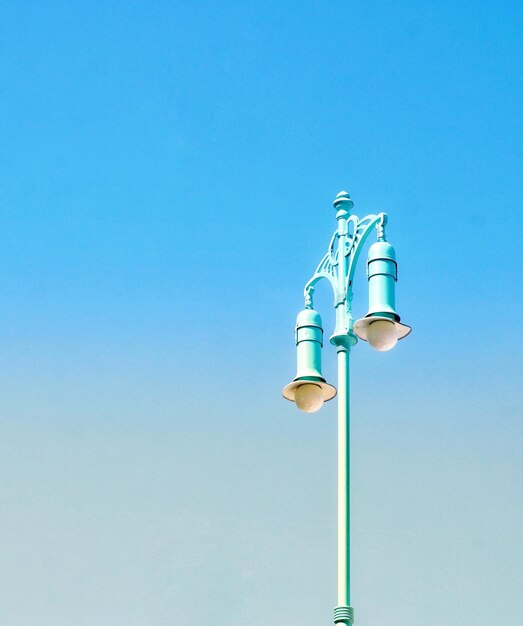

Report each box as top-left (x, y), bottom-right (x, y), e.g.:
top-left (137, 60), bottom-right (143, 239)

top-left (282, 190), bottom-right (411, 626)
top-left (367, 241), bottom-right (398, 318)
top-left (282, 309), bottom-right (336, 403)
top-left (353, 241), bottom-right (411, 342)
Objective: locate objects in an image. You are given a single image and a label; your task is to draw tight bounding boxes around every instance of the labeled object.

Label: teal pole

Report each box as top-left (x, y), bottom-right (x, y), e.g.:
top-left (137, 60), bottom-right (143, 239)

top-left (282, 190), bottom-right (411, 626)
top-left (335, 345), bottom-right (353, 624)
top-left (330, 192), bottom-right (355, 625)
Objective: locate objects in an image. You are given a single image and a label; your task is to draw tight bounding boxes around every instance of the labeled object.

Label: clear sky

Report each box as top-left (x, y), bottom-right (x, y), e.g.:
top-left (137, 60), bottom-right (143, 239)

top-left (0, 2), bottom-right (522, 625)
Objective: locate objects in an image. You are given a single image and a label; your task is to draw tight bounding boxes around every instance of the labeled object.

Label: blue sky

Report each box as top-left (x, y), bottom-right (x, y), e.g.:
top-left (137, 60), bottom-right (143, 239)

top-left (0, 2), bottom-right (522, 625)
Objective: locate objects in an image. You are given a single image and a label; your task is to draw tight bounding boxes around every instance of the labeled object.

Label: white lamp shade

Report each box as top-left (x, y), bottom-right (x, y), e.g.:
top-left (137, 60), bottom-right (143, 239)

top-left (353, 315), bottom-right (411, 346)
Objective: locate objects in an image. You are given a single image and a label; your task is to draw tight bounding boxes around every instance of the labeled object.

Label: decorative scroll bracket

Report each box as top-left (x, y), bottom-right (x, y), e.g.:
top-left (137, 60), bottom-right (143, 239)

top-left (304, 211), bottom-right (387, 317)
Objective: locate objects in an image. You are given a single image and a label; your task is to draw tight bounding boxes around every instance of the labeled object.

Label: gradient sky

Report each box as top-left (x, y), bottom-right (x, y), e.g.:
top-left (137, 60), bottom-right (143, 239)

top-left (0, 2), bottom-right (522, 625)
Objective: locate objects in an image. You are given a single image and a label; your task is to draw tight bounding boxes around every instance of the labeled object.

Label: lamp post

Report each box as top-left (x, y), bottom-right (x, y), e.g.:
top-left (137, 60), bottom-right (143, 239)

top-left (282, 191), bottom-right (411, 626)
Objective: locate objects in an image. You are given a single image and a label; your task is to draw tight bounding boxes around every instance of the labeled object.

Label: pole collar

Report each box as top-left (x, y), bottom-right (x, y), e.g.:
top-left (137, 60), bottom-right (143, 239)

top-left (334, 605), bottom-right (354, 624)
top-left (330, 332), bottom-right (357, 349)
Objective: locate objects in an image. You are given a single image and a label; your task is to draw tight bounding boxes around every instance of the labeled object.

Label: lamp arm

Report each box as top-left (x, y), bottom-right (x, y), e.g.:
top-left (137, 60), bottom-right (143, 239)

top-left (303, 230), bottom-right (340, 309)
top-left (303, 212), bottom-right (388, 315)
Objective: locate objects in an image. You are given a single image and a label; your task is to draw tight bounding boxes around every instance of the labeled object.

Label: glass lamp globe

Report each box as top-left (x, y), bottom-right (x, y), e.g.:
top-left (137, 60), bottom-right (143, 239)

top-left (294, 383), bottom-right (324, 413)
top-left (367, 320), bottom-right (398, 352)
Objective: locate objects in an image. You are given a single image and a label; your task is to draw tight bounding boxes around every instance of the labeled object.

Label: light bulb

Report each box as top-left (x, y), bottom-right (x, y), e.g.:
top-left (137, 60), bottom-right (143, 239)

top-left (295, 383), bottom-right (324, 413)
top-left (367, 320), bottom-right (398, 352)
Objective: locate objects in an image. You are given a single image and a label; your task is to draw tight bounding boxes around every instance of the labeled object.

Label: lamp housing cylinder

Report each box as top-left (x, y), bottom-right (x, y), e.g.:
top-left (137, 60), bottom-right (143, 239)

top-left (353, 240), bottom-right (411, 344)
top-left (366, 241), bottom-right (399, 320)
top-left (295, 308), bottom-right (325, 379)
top-left (282, 308), bottom-right (336, 404)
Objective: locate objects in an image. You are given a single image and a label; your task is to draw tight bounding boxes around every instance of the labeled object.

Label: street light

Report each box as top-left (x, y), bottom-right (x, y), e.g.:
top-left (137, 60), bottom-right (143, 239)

top-left (282, 190), bottom-right (411, 626)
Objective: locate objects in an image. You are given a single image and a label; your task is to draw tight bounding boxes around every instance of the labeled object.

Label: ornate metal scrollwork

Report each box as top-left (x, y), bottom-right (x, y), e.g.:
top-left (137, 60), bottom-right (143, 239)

top-left (304, 212), bottom-right (387, 316)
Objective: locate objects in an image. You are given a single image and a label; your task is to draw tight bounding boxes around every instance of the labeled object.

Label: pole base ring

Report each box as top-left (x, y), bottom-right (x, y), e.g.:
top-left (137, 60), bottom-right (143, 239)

top-left (334, 605), bottom-right (354, 624)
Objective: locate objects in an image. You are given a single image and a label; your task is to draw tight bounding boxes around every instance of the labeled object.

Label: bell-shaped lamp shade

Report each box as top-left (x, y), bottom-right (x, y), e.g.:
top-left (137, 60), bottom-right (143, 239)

top-left (282, 308), bottom-right (336, 410)
top-left (354, 241), bottom-right (411, 349)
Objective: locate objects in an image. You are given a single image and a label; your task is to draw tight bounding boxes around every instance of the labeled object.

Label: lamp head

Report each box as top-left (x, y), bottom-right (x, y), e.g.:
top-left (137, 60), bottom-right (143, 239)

top-left (354, 241), bottom-right (411, 350)
top-left (282, 308), bottom-right (336, 411)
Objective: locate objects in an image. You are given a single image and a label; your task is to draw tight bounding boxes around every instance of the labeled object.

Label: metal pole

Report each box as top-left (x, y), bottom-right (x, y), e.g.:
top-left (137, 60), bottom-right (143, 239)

top-left (333, 344), bottom-right (354, 625)
top-left (332, 192), bottom-right (355, 626)
top-left (337, 345), bottom-right (350, 607)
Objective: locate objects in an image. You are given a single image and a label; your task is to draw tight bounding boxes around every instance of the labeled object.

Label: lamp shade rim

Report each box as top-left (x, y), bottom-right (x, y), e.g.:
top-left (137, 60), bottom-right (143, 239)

top-left (353, 315), bottom-right (412, 342)
top-left (282, 379), bottom-right (337, 402)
